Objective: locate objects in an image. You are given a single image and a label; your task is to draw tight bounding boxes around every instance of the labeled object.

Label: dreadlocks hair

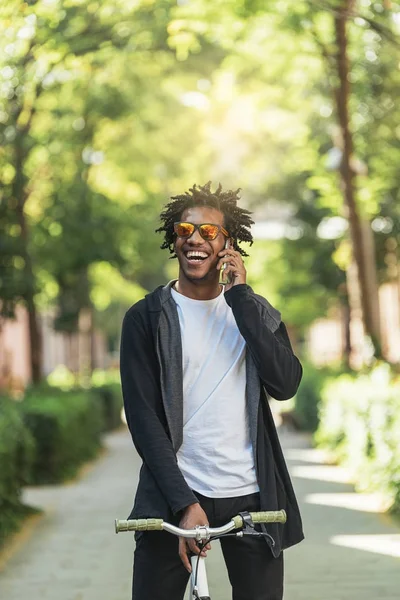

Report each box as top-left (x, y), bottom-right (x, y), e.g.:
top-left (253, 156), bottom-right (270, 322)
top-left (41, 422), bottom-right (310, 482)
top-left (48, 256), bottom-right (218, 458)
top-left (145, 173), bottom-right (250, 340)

top-left (156, 181), bottom-right (254, 258)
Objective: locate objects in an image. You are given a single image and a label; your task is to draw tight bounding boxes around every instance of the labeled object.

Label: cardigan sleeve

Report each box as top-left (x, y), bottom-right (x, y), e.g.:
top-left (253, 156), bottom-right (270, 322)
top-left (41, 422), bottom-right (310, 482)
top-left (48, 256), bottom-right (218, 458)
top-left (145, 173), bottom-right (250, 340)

top-left (224, 285), bottom-right (302, 400)
top-left (120, 311), bottom-right (198, 514)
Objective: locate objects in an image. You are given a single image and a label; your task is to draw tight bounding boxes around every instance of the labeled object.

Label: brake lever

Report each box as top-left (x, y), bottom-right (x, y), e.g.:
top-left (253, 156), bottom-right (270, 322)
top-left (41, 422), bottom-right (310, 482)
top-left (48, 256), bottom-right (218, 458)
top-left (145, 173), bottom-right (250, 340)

top-left (237, 511), bottom-right (276, 547)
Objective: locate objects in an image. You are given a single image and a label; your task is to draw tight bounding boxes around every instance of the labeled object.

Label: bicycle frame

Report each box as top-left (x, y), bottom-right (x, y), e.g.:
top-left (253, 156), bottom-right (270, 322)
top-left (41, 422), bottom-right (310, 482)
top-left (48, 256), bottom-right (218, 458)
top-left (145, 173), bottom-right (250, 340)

top-left (190, 555), bottom-right (209, 600)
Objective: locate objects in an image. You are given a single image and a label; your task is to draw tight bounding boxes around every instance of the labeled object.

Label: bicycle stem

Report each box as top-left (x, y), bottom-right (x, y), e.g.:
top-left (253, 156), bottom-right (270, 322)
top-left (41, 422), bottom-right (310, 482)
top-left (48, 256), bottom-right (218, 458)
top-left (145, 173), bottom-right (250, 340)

top-left (163, 520), bottom-right (237, 541)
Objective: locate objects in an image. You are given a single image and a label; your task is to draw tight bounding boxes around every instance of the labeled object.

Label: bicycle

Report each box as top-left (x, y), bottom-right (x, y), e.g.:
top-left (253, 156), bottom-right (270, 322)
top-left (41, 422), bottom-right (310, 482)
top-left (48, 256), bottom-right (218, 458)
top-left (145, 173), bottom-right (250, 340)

top-left (115, 509), bottom-right (286, 600)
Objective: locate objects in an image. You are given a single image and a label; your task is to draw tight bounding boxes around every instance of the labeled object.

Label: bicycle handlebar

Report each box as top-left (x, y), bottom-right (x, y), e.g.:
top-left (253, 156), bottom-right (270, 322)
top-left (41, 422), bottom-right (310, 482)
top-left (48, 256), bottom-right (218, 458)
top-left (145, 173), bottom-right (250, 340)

top-left (115, 510), bottom-right (286, 538)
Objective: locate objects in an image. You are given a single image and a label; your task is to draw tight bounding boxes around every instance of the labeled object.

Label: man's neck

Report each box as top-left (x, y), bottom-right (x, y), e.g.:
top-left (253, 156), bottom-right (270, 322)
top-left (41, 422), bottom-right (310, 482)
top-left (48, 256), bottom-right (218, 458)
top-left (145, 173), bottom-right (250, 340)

top-left (174, 277), bottom-right (222, 300)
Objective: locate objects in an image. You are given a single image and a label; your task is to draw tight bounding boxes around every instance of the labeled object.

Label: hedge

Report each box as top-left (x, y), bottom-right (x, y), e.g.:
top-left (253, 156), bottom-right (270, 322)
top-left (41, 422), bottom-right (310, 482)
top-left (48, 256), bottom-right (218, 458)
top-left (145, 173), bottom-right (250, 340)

top-left (23, 389), bottom-right (104, 484)
top-left (92, 383), bottom-right (123, 432)
top-left (315, 362), bottom-right (400, 513)
top-left (25, 379), bottom-right (123, 432)
top-left (293, 362), bottom-right (341, 432)
top-left (1, 381), bottom-right (124, 547)
top-left (0, 396), bottom-right (35, 546)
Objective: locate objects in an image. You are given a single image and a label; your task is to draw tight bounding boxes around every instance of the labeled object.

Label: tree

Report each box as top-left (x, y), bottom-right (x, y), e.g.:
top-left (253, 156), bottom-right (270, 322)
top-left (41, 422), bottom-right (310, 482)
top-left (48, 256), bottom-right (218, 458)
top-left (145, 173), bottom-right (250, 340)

top-left (0, 0), bottom-right (170, 380)
top-left (184, 1), bottom-right (400, 352)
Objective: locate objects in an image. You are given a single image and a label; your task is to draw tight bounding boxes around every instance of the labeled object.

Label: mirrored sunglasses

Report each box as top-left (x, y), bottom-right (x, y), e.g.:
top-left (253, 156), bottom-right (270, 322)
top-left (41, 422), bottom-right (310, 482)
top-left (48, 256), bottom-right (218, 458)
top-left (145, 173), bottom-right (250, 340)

top-left (174, 222), bottom-right (229, 241)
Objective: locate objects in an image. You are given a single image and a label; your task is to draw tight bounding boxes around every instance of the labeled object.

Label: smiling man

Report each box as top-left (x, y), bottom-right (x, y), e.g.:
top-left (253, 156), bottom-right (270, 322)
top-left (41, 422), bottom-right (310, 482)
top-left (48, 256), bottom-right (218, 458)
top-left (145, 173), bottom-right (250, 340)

top-left (120, 182), bottom-right (304, 600)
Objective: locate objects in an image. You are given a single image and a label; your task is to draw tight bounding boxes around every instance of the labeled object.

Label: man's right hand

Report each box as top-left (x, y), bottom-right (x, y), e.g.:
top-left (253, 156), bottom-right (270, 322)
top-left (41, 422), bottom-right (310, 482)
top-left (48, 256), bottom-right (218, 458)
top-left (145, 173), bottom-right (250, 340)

top-left (178, 503), bottom-right (212, 572)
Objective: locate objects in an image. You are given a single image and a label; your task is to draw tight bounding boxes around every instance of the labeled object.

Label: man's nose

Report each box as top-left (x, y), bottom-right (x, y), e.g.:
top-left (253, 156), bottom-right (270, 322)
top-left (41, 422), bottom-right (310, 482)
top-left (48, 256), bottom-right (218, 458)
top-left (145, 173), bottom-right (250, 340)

top-left (187, 229), bottom-right (204, 244)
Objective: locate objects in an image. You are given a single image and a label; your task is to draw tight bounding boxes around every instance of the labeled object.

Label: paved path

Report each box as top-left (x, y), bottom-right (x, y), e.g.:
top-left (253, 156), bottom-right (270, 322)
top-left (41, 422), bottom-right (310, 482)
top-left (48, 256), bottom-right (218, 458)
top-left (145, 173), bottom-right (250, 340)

top-left (0, 426), bottom-right (399, 599)
top-left (279, 430), bottom-right (400, 600)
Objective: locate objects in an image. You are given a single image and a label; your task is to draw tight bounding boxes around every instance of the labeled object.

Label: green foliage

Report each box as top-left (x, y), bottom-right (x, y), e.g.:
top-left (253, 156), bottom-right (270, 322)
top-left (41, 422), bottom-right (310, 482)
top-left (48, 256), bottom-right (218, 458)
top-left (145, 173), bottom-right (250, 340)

top-left (0, 396), bottom-right (35, 546)
top-left (254, 201), bottom-right (345, 331)
top-left (0, 0), bottom-right (173, 327)
top-left (169, 0), bottom-right (400, 328)
top-left (0, 381), bottom-right (123, 545)
top-left (92, 384), bottom-right (123, 432)
top-left (22, 389), bottom-right (104, 484)
top-left (1, 0), bottom-right (400, 359)
top-left (89, 370), bottom-right (123, 431)
top-left (316, 363), bottom-right (400, 512)
top-left (293, 362), bottom-right (341, 432)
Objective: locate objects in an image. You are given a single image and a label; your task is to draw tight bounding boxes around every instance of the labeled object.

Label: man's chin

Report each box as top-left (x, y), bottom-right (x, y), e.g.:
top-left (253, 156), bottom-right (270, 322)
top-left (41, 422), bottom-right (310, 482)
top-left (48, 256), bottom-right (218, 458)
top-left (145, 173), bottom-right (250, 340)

top-left (180, 266), bottom-right (217, 284)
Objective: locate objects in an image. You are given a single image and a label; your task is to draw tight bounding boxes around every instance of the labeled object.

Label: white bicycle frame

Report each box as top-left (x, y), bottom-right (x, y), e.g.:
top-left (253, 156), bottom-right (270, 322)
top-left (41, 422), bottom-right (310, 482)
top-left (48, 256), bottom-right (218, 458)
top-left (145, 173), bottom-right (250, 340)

top-left (190, 555), bottom-right (210, 600)
top-left (115, 511), bottom-right (286, 600)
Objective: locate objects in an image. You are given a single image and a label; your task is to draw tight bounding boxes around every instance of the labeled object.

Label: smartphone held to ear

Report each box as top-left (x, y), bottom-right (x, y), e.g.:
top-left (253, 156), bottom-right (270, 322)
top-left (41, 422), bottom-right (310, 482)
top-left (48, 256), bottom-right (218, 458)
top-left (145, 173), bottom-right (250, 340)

top-left (220, 239), bottom-right (232, 285)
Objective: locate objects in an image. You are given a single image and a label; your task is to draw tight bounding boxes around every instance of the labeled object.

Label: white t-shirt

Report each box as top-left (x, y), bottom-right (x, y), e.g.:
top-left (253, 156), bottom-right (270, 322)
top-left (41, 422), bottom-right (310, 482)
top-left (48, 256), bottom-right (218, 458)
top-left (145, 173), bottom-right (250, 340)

top-left (171, 285), bottom-right (259, 498)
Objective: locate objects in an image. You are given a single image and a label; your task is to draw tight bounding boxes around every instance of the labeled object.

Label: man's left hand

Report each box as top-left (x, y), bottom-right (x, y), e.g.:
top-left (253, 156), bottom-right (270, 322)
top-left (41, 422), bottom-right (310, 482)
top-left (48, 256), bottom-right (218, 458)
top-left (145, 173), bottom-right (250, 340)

top-left (217, 249), bottom-right (246, 292)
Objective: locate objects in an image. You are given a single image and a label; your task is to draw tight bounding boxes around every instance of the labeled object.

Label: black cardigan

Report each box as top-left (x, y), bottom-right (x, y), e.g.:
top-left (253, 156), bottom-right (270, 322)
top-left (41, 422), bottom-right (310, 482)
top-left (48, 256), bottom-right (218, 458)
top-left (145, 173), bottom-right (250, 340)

top-left (120, 283), bottom-right (304, 556)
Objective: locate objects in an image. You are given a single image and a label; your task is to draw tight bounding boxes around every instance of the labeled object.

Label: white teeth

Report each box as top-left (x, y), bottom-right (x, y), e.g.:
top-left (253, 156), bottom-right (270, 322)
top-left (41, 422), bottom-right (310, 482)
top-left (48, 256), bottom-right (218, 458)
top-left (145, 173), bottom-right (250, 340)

top-left (186, 251), bottom-right (208, 259)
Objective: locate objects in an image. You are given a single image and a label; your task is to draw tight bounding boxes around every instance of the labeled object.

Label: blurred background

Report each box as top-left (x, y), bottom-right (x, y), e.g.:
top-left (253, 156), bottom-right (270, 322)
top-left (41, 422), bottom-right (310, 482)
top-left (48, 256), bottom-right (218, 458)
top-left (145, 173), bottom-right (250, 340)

top-left (1, 0), bottom-right (400, 552)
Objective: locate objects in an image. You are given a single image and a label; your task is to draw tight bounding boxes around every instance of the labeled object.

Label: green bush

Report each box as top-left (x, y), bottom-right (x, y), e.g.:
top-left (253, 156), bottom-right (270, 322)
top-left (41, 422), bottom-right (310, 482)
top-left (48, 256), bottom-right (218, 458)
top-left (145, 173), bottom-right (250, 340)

top-left (27, 377), bottom-right (123, 431)
top-left (316, 363), bottom-right (400, 513)
top-left (0, 383), bottom-right (116, 545)
top-left (22, 390), bottom-right (104, 484)
top-left (92, 383), bottom-right (123, 431)
top-left (293, 362), bottom-right (339, 432)
top-left (0, 397), bottom-right (35, 546)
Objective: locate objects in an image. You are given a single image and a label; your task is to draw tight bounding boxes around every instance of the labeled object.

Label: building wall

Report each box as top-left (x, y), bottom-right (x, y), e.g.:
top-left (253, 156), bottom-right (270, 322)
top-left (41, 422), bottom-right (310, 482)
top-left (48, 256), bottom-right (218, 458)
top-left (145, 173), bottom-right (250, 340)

top-left (0, 305), bottom-right (31, 390)
top-left (0, 307), bottom-right (110, 391)
top-left (307, 315), bottom-right (344, 366)
top-left (307, 281), bottom-right (400, 367)
top-left (379, 282), bottom-right (400, 364)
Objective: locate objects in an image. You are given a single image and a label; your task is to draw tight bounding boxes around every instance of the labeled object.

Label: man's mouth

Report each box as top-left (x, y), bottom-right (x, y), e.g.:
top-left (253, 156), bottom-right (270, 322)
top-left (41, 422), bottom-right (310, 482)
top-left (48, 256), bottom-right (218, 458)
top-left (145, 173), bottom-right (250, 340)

top-left (184, 250), bottom-right (210, 265)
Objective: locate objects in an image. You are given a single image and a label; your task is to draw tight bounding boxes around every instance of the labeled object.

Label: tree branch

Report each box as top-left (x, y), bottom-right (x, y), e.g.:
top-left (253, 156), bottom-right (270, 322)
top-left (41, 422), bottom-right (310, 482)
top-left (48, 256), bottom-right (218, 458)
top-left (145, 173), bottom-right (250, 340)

top-left (311, 0), bottom-right (400, 47)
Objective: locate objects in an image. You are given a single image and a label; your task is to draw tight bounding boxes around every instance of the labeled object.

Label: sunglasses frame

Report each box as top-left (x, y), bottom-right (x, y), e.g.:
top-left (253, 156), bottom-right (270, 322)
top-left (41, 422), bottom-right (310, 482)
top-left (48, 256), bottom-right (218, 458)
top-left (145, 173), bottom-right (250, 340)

top-left (174, 221), bottom-right (229, 241)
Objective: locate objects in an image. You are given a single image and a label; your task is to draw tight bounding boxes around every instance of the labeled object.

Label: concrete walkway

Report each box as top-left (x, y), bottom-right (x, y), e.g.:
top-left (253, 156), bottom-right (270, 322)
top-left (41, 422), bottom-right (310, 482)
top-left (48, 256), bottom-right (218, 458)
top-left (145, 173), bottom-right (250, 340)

top-left (0, 426), bottom-right (399, 599)
top-left (280, 430), bottom-right (400, 600)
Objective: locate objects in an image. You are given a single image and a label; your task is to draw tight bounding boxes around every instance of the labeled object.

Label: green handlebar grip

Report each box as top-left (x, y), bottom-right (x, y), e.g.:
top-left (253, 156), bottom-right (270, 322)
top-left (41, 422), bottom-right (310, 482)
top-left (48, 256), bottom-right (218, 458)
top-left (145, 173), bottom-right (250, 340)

top-left (232, 510), bottom-right (286, 529)
top-left (232, 515), bottom-right (243, 528)
top-left (115, 518), bottom-right (164, 533)
top-left (250, 510), bottom-right (287, 524)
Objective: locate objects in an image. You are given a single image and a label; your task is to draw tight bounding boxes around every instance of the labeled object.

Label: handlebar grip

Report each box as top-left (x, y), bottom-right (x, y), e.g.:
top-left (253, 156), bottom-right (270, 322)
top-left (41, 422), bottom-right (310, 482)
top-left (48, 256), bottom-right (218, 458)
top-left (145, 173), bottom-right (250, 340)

top-left (250, 510), bottom-right (286, 524)
top-left (232, 510), bottom-right (286, 528)
top-left (115, 518), bottom-right (164, 533)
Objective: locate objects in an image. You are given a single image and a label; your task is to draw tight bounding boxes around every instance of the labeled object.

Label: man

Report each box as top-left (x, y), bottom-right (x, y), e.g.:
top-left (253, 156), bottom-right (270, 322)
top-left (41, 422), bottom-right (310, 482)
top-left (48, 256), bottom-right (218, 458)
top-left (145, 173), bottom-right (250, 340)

top-left (120, 182), bottom-right (304, 600)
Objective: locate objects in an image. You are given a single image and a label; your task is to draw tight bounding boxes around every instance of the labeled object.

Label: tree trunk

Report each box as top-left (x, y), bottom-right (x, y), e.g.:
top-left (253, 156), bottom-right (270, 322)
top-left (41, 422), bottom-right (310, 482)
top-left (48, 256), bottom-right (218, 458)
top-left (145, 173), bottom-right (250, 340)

top-left (345, 259), bottom-right (365, 370)
top-left (13, 137), bottom-right (42, 383)
top-left (334, 2), bottom-right (381, 355)
top-left (340, 289), bottom-right (352, 369)
top-left (361, 219), bottom-right (381, 354)
top-left (78, 306), bottom-right (93, 387)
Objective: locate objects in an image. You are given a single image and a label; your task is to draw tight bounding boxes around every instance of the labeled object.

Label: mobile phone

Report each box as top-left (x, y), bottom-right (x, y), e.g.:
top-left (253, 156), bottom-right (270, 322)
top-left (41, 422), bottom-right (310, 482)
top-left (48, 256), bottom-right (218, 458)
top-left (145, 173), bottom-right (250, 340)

top-left (220, 239), bottom-right (232, 285)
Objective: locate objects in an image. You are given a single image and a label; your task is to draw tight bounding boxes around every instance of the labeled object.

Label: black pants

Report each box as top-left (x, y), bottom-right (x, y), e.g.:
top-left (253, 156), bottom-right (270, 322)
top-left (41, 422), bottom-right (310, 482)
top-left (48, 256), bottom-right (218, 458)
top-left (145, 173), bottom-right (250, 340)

top-left (132, 492), bottom-right (284, 600)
